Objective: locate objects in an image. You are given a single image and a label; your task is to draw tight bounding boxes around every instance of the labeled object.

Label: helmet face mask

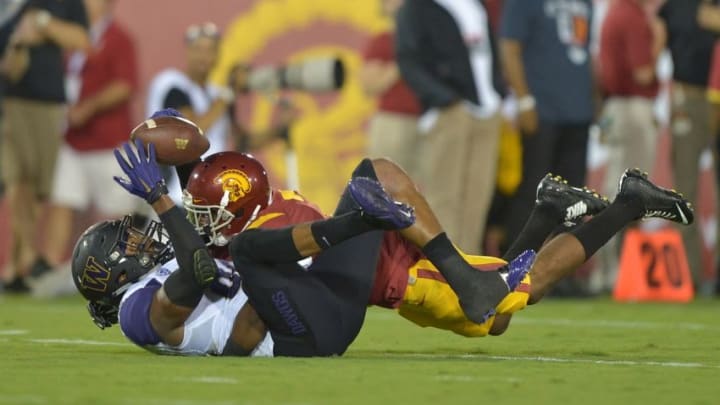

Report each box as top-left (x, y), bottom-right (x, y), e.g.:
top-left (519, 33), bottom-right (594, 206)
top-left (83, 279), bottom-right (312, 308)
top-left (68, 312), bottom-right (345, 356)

top-left (72, 215), bottom-right (173, 329)
top-left (183, 152), bottom-right (270, 246)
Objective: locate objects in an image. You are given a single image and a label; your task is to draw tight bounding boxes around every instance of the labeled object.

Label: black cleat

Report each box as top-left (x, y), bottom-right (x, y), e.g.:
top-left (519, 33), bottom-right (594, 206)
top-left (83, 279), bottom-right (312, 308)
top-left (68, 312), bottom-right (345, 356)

top-left (536, 173), bottom-right (610, 222)
top-left (617, 168), bottom-right (694, 225)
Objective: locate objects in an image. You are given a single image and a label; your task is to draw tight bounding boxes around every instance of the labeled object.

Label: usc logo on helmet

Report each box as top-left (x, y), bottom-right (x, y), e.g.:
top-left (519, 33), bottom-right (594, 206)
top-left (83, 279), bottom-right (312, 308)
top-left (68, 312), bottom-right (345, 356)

top-left (217, 169), bottom-right (252, 202)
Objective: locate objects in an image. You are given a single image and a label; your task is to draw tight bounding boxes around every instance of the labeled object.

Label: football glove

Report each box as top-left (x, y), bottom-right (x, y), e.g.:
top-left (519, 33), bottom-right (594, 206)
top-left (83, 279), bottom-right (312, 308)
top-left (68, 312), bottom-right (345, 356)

top-left (113, 139), bottom-right (167, 204)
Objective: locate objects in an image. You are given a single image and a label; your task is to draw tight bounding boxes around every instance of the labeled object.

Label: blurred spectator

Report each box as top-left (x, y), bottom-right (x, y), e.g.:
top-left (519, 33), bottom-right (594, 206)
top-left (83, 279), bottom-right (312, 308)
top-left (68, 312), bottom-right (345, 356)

top-left (146, 23), bottom-right (291, 202)
top-left (395, 0), bottom-right (504, 253)
top-left (0, 0), bottom-right (89, 293)
top-left (595, 0), bottom-right (666, 289)
top-left (359, 0), bottom-right (421, 177)
top-left (659, 0), bottom-right (719, 294)
top-left (500, 0), bottom-right (595, 259)
top-left (32, 0), bottom-right (137, 283)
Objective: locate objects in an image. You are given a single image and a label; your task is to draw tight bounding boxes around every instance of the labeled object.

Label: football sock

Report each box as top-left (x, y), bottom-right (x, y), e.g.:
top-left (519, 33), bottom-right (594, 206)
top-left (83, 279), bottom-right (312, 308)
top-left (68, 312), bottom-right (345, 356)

top-left (570, 197), bottom-right (643, 260)
top-left (421, 233), bottom-right (509, 323)
top-left (310, 211), bottom-right (376, 249)
top-left (502, 204), bottom-right (559, 261)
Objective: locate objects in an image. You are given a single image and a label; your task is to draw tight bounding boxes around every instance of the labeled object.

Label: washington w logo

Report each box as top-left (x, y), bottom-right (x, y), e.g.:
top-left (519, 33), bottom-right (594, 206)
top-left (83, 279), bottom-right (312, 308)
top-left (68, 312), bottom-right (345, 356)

top-left (81, 257), bottom-right (111, 292)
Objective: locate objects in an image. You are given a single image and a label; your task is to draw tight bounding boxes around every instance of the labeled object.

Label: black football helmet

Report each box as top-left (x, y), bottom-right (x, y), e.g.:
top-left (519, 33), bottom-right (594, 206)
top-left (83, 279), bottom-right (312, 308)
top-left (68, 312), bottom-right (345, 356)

top-left (71, 215), bottom-right (173, 329)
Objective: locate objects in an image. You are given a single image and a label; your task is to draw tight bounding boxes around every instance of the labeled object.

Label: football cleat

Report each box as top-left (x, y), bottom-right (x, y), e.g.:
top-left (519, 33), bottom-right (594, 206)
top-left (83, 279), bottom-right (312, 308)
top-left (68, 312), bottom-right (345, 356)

top-left (536, 173), bottom-right (610, 221)
top-left (478, 249), bottom-right (536, 323)
top-left (617, 168), bottom-right (694, 225)
top-left (348, 177), bottom-right (416, 230)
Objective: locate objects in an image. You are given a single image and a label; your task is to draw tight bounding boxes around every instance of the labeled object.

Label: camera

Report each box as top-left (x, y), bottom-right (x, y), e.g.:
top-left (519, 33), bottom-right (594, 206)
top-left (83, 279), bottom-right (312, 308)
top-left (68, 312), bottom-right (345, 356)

top-left (246, 57), bottom-right (345, 94)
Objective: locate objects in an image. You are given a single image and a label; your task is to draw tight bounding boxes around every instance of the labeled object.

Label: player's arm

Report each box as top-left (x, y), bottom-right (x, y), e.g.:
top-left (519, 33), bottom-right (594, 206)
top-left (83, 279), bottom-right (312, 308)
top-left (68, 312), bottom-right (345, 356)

top-left (113, 140), bottom-right (237, 346)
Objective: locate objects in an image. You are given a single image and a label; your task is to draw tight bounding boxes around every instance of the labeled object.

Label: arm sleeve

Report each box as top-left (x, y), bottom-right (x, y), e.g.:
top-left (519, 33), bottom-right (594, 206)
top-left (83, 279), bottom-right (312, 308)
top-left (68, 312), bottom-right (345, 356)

top-left (394, 2), bottom-right (459, 108)
top-left (119, 280), bottom-right (163, 346)
top-left (159, 206), bottom-right (207, 272)
top-left (500, 0), bottom-right (532, 42)
top-left (163, 88), bottom-right (192, 110)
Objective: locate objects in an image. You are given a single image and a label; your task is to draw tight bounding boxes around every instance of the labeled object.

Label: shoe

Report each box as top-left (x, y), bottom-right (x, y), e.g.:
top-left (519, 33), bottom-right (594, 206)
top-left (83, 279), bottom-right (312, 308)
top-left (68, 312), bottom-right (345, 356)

top-left (3, 277), bottom-right (31, 294)
top-left (348, 177), bottom-right (415, 230)
top-left (536, 173), bottom-right (610, 222)
top-left (477, 250), bottom-right (536, 323)
top-left (617, 168), bottom-right (694, 225)
top-left (29, 256), bottom-right (52, 279)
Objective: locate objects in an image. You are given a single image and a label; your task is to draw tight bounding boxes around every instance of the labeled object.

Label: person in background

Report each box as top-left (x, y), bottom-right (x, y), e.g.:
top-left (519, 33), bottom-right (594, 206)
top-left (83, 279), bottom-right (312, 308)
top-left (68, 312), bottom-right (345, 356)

top-left (0, 0), bottom-right (89, 293)
top-left (499, 0), bottom-right (595, 295)
top-left (359, 0), bottom-right (421, 177)
top-left (146, 23), bottom-right (291, 202)
top-left (28, 0), bottom-right (137, 294)
top-left (659, 0), bottom-right (720, 295)
top-left (395, 0), bottom-right (505, 254)
top-left (594, 0), bottom-right (666, 291)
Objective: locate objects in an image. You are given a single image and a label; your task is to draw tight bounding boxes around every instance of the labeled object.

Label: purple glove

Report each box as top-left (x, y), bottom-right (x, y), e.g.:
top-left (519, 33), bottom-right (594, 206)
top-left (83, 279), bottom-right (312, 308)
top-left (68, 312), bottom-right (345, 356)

top-left (209, 261), bottom-right (241, 298)
top-left (150, 108), bottom-right (183, 118)
top-left (113, 139), bottom-right (167, 203)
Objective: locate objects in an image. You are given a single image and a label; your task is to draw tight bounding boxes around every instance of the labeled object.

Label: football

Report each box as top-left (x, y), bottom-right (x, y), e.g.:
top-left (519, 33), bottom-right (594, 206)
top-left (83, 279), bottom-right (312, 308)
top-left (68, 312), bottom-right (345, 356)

top-left (130, 116), bottom-right (210, 165)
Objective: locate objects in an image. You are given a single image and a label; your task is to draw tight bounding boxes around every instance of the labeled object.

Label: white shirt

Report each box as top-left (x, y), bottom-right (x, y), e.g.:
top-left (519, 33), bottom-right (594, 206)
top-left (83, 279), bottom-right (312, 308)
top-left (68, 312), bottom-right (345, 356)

top-left (118, 258), bottom-right (274, 357)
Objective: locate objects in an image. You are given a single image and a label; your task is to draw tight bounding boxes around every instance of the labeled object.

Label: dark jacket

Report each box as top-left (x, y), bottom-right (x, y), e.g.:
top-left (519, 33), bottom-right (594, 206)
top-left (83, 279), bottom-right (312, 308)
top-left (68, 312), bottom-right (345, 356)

top-left (395, 0), bottom-right (505, 112)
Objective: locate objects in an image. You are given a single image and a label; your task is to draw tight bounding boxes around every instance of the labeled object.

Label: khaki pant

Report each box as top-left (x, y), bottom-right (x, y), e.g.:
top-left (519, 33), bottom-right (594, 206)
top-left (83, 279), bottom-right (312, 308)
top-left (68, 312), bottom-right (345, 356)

top-left (596, 97), bottom-right (659, 291)
top-left (1, 98), bottom-right (65, 198)
top-left (670, 83), bottom-right (716, 292)
top-left (367, 111), bottom-right (420, 179)
top-left (415, 104), bottom-right (500, 253)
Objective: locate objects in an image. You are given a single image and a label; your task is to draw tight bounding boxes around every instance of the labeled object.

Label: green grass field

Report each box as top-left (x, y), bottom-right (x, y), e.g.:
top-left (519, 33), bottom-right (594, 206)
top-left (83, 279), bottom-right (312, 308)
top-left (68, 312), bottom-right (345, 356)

top-left (1, 295), bottom-right (718, 405)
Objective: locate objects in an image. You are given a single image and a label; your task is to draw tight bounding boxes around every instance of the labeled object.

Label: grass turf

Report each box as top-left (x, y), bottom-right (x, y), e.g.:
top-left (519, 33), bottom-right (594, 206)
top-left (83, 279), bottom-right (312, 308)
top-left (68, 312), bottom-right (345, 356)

top-left (0, 295), bottom-right (718, 405)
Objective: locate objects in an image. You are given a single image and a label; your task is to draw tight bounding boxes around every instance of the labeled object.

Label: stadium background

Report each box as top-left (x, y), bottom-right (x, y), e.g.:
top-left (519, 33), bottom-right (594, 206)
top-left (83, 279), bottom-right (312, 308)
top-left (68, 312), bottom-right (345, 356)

top-left (0, 0), bottom-right (717, 283)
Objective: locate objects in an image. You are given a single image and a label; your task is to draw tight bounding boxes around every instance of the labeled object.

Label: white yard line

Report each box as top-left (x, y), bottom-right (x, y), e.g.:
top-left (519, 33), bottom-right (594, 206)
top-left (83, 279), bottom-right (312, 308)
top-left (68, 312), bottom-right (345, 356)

top-left (0, 329), bottom-right (28, 335)
top-left (175, 376), bottom-right (238, 385)
top-left (389, 353), bottom-right (720, 369)
top-left (27, 338), bottom-right (127, 347)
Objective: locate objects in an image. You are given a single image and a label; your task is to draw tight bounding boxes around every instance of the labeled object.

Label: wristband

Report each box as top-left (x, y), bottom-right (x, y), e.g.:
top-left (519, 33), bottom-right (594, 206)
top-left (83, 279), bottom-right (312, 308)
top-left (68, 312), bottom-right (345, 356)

top-left (517, 95), bottom-right (536, 112)
top-left (146, 182), bottom-right (168, 204)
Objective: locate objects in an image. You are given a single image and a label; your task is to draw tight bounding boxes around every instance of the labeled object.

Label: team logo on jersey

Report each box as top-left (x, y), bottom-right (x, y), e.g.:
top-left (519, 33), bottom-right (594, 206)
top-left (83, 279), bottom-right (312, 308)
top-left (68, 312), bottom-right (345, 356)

top-left (217, 169), bottom-right (252, 202)
top-left (81, 256), bottom-right (111, 292)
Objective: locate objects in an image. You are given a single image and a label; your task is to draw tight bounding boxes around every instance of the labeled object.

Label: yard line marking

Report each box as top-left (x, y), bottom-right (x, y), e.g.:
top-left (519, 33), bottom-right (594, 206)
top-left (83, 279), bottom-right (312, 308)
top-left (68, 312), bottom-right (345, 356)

top-left (0, 329), bottom-right (28, 335)
top-left (176, 376), bottom-right (238, 385)
top-left (434, 375), bottom-right (522, 383)
top-left (388, 353), bottom-right (720, 369)
top-left (28, 338), bottom-right (127, 347)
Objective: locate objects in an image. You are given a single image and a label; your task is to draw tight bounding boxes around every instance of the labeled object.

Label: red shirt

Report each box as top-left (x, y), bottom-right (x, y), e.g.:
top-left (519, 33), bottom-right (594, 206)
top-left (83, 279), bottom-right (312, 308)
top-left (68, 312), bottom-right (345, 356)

top-left (599, 0), bottom-right (658, 98)
top-left (708, 41), bottom-right (720, 103)
top-left (363, 32), bottom-right (421, 116)
top-left (65, 21), bottom-right (138, 151)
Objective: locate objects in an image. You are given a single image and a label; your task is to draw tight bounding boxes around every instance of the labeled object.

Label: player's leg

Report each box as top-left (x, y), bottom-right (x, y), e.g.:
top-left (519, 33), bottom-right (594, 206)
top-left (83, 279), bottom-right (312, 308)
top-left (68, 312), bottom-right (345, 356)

top-left (527, 169), bottom-right (694, 303)
top-left (236, 229), bottom-right (384, 357)
top-left (368, 158), bottom-right (511, 323)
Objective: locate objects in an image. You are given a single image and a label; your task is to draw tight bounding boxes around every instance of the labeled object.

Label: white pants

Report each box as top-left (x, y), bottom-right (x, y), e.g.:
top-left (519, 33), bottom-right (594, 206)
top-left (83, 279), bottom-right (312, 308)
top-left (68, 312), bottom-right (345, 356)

top-left (51, 144), bottom-right (139, 215)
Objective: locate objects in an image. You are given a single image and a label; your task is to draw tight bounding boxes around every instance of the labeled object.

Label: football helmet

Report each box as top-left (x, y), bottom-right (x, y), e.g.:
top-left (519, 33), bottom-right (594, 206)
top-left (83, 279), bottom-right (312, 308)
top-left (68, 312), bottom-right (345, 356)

top-left (183, 152), bottom-right (271, 246)
top-left (71, 215), bottom-right (173, 329)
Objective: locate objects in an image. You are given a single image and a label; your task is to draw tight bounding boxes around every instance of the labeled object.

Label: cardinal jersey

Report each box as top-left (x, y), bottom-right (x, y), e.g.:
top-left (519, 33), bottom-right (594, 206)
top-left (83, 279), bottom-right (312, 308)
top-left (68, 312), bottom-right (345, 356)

top-left (118, 258), bottom-right (274, 356)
